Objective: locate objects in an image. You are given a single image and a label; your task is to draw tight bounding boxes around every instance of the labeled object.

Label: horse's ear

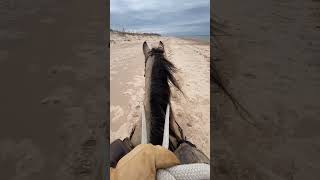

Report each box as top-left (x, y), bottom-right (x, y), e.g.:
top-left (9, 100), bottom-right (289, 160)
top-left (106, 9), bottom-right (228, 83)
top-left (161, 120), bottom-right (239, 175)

top-left (143, 41), bottom-right (150, 57)
top-left (159, 41), bottom-right (164, 50)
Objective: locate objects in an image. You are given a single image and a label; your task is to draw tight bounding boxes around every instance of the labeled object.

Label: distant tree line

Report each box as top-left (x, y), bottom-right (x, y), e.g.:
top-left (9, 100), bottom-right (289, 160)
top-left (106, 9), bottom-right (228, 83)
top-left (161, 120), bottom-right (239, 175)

top-left (110, 28), bottom-right (161, 36)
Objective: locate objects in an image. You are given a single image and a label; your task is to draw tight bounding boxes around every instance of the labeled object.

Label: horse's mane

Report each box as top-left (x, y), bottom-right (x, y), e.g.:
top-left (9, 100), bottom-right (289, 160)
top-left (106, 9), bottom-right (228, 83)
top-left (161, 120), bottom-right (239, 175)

top-left (148, 47), bottom-right (181, 145)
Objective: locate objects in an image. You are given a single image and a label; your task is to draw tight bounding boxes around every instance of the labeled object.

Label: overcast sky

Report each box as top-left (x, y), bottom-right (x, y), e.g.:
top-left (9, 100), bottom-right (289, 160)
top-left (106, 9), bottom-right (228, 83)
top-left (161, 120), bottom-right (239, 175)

top-left (110, 0), bottom-right (210, 36)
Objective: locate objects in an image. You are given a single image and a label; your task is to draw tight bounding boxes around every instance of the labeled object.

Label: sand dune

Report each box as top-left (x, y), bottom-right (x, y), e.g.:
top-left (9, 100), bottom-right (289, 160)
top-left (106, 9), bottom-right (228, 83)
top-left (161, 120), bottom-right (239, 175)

top-left (110, 32), bottom-right (210, 157)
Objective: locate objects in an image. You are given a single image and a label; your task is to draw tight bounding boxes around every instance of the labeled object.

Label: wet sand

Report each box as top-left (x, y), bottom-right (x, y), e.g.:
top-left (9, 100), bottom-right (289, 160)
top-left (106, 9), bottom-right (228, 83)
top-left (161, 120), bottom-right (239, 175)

top-left (110, 32), bottom-right (210, 157)
top-left (213, 0), bottom-right (320, 179)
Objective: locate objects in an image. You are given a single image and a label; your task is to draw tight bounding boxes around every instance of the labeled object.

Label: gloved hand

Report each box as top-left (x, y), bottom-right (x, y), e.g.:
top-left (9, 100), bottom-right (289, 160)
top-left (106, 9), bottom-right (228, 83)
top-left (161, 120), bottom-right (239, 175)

top-left (110, 144), bottom-right (180, 180)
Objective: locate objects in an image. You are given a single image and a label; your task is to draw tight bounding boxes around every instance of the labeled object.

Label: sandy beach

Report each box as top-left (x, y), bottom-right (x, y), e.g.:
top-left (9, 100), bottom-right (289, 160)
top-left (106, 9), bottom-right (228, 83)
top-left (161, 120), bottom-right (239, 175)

top-left (110, 32), bottom-right (210, 157)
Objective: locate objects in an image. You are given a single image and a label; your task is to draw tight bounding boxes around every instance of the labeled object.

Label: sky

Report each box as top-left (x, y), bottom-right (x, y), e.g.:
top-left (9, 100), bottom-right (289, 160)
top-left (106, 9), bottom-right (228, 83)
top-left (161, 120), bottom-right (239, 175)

top-left (110, 0), bottom-right (210, 36)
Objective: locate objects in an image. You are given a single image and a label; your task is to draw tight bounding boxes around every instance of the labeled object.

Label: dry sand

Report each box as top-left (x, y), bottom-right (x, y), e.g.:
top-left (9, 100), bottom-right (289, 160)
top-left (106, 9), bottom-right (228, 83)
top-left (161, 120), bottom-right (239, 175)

top-left (110, 32), bottom-right (210, 157)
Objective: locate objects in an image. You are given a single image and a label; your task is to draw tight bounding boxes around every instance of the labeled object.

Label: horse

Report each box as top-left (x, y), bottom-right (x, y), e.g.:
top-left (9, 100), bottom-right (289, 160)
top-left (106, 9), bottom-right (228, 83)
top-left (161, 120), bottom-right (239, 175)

top-left (130, 41), bottom-right (184, 150)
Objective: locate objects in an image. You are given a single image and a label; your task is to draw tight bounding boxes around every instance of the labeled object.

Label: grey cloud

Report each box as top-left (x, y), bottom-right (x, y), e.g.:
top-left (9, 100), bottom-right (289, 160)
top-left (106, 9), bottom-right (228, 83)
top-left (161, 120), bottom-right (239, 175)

top-left (111, 0), bottom-right (209, 36)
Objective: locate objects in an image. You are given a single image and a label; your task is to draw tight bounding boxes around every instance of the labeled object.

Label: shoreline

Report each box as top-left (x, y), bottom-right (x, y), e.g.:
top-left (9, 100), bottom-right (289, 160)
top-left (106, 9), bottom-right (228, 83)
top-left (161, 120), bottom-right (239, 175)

top-left (180, 37), bottom-right (210, 45)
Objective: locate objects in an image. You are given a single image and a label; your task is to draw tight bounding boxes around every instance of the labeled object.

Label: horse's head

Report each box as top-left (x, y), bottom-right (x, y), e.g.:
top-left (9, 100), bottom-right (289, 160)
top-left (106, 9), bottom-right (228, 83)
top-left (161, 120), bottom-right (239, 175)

top-left (143, 41), bottom-right (164, 57)
top-left (142, 41), bottom-right (165, 77)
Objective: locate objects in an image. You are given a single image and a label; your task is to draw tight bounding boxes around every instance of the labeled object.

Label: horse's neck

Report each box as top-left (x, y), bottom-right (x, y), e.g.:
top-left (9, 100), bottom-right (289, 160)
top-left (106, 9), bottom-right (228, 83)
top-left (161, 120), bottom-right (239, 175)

top-left (144, 57), bottom-right (171, 145)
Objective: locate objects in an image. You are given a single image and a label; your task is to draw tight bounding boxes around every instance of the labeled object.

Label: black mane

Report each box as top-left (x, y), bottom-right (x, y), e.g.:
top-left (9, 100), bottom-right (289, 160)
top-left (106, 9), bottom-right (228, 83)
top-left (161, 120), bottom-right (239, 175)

top-left (148, 47), bottom-right (181, 145)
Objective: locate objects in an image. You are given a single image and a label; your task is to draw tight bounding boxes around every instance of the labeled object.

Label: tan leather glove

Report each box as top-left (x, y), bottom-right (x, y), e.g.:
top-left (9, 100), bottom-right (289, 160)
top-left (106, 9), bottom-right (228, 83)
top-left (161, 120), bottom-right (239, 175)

top-left (110, 144), bottom-right (180, 180)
